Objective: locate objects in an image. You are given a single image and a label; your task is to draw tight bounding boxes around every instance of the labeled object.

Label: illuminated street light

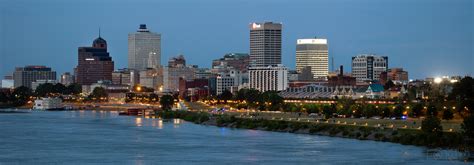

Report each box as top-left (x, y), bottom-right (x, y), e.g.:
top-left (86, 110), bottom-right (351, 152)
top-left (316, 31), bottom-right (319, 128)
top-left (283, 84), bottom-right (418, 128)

top-left (434, 77), bottom-right (442, 84)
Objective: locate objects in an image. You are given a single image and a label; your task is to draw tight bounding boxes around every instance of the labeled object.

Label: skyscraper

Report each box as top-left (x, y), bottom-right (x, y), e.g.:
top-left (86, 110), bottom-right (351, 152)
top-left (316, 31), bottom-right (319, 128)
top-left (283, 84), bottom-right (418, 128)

top-left (13, 65), bottom-right (57, 88)
top-left (76, 35), bottom-right (114, 85)
top-left (296, 38), bottom-right (328, 79)
top-left (351, 54), bottom-right (388, 82)
top-left (249, 22), bottom-right (282, 67)
top-left (128, 24), bottom-right (161, 70)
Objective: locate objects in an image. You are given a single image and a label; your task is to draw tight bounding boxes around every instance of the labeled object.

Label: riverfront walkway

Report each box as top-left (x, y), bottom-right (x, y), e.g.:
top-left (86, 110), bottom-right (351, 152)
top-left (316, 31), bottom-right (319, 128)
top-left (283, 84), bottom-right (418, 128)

top-left (185, 101), bottom-right (462, 132)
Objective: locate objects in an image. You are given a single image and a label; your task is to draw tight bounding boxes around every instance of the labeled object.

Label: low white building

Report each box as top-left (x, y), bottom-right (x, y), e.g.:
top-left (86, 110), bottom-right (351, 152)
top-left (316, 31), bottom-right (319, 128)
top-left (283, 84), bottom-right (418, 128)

top-left (249, 64), bottom-right (288, 92)
top-left (216, 70), bottom-right (248, 95)
top-left (1, 79), bottom-right (14, 89)
top-left (33, 97), bottom-right (63, 110)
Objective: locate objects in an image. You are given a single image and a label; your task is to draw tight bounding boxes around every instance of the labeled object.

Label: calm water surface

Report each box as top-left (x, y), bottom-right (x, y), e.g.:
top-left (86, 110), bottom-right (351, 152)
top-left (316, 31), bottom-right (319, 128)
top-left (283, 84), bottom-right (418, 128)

top-left (0, 110), bottom-right (468, 164)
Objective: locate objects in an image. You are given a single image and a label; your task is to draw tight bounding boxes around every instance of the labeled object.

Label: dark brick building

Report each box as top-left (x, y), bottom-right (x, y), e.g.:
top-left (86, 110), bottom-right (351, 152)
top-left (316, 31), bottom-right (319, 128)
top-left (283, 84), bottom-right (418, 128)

top-left (76, 36), bottom-right (114, 85)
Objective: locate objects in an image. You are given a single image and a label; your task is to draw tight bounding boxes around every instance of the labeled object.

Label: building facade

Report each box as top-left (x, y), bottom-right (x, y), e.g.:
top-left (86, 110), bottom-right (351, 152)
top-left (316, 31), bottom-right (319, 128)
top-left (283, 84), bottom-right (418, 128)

top-left (351, 54), bottom-right (388, 82)
top-left (60, 72), bottom-right (74, 86)
top-left (13, 66), bottom-right (57, 88)
top-left (249, 65), bottom-right (288, 92)
top-left (76, 36), bottom-right (114, 85)
top-left (139, 67), bottom-right (163, 91)
top-left (216, 70), bottom-right (248, 95)
top-left (381, 68), bottom-right (409, 84)
top-left (212, 53), bottom-right (250, 73)
top-left (249, 22), bottom-right (282, 67)
top-left (128, 24), bottom-right (161, 70)
top-left (163, 55), bottom-right (196, 93)
top-left (296, 38), bottom-right (328, 79)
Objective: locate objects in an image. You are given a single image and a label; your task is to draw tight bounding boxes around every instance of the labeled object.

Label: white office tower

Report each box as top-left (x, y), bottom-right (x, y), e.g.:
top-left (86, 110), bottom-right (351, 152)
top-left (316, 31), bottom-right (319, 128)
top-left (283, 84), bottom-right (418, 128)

top-left (249, 65), bottom-right (288, 92)
top-left (296, 38), bottom-right (328, 79)
top-left (128, 24), bottom-right (161, 70)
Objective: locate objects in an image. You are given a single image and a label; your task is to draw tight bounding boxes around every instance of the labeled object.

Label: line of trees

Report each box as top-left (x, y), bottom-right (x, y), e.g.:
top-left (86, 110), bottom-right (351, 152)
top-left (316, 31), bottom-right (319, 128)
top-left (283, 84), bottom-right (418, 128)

top-left (0, 83), bottom-right (83, 106)
top-left (210, 88), bottom-right (285, 111)
top-left (0, 86), bottom-right (33, 106)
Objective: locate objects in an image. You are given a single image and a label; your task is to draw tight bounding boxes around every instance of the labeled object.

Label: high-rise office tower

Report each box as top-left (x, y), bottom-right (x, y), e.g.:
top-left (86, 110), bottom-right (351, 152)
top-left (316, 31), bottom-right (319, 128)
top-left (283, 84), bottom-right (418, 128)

top-left (13, 65), bottom-right (57, 88)
top-left (76, 35), bottom-right (114, 85)
top-left (128, 24), bottom-right (161, 70)
top-left (351, 54), bottom-right (388, 82)
top-left (249, 22), bottom-right (282, 67)
top-left (296, 38), bottom-right (328, 79)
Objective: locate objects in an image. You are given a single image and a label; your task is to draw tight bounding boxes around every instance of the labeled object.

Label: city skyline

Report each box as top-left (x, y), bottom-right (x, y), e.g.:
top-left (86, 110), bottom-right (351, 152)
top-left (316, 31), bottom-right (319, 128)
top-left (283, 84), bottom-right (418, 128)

top-left (1, 0), bottom-right (472, 79)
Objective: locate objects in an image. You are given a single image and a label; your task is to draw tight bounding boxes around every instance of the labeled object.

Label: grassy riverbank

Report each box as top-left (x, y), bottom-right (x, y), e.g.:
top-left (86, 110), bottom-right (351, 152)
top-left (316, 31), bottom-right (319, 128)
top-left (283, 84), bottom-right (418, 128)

top-left (156, 110), bottom-right (470, 151)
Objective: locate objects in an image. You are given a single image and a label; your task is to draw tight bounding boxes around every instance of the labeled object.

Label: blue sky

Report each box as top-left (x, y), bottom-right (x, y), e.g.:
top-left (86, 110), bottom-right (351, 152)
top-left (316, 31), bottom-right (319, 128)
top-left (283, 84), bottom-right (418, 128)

top-left (0, 0), bottom-right (472, 79)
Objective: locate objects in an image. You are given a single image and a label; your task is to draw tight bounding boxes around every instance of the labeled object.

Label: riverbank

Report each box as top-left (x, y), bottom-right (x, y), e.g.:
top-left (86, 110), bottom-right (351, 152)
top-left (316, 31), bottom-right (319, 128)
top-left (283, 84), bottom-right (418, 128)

top-left (156, 110), bottom-right (471, 152)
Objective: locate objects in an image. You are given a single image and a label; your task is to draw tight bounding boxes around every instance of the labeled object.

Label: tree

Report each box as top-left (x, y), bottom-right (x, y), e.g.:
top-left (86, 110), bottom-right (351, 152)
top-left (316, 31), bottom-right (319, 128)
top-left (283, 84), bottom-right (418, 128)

top-left (304, 104), bottom-right (319, 114)
top-left (392, 105), bottom-right (404, 118)
top-left (261, 91), bottom-right (284, 111)
top-left (11, 86), bottom-right (33, 106)
top-left (384, 80), bottom-right (395, 90)
top-left (421, 116), bottom-right (443, 145)
top-left (62, 83), bottom-right (82, 95)
top-left (382, 106), bottom-right (391, 118)
top-left (0, 92), bottom-right (5, 103)
top-left (89, 87), bottom-right (108, 102)
top-left (462, 113), bottom-right (474, 143)
top-left (245, 89), bottom-right (261, 108)
top-left (160, 95), bottom-right (175, 110)
top-left (442, 109), bottom-right (454, 120)
top-left (410, 103), bottom-right (424, 118)
top-left (363, 104), bottom-right (376, 118)
top-left (350, 104), bottom-right (362, 118)
top-left (218, 90), bottom-right (233, 104)
top-left (322, 105), bottom-right (332, 119)
top-left (450, 76), bottom-right (474, 100)
top-left (149, 93), bottom-right (159, 103)
top-left (35, 83), bottom-right (54, 97)
top-left (53, 83), bottom-right (66, 94)
top-left (426, 105), bottom-right (438, 117)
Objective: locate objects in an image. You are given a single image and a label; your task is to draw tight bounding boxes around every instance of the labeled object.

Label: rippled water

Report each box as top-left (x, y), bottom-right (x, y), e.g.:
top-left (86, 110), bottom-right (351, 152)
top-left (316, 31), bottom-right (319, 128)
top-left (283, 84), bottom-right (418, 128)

top-left (0, 110), bottom-right (468, 164)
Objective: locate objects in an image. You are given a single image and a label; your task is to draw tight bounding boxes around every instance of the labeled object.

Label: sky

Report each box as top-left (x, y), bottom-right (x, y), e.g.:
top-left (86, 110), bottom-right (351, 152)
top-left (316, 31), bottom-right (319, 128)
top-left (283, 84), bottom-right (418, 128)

top-left (0, 0), bottom-right (472, 79)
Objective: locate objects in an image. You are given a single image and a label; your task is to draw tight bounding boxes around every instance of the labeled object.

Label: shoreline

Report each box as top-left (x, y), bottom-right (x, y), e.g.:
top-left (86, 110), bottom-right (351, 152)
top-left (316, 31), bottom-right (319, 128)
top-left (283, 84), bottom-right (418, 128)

top-left (156, 110), bottom-right (471, 152)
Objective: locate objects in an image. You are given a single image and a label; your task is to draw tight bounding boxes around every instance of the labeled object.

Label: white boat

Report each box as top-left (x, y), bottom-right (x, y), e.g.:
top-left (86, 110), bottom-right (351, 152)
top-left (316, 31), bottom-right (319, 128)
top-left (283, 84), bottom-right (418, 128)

top-left (33, 98), bottom-right (64, 110)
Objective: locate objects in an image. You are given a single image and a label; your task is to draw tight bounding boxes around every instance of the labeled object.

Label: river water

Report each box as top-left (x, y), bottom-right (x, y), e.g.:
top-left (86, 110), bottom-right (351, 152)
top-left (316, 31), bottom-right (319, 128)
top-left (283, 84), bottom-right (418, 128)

top-left (0, 110), bottom-right (469, 164)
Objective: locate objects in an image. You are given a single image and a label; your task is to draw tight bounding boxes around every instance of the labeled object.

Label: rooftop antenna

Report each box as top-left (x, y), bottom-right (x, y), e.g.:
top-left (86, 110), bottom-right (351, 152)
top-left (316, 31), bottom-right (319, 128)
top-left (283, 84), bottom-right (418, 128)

top-left (99, 27), bottom-right (101, 37)
top-left (331, 57), bottom-right (334, 72)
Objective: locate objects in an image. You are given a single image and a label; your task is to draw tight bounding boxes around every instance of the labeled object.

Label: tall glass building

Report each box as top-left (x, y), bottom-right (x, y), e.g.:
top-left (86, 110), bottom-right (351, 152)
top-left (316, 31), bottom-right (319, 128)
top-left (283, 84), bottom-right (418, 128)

top-left (128, 24), bottom-right (161, 70)
top-left (249, 22), bottom-right (282, 67)
top-left (296, 38), bottom-right (328, 79)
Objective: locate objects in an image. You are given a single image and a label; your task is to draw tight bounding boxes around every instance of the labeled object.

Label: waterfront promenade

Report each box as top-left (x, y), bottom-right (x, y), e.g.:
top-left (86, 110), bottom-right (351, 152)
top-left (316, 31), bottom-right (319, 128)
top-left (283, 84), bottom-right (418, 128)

top-left (185, 101), bottom-right (463, 132)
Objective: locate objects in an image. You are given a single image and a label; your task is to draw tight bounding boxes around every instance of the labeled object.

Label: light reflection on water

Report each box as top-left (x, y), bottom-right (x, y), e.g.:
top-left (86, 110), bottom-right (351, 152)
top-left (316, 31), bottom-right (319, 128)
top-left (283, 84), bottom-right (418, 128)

top-left (0, 110), bottom-right (470, 164)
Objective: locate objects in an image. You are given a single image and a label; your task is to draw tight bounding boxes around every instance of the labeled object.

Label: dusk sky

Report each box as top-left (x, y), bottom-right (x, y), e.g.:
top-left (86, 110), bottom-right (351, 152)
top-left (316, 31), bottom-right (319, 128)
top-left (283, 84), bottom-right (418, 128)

top-left (1, 0), bottom-right (472, 79)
